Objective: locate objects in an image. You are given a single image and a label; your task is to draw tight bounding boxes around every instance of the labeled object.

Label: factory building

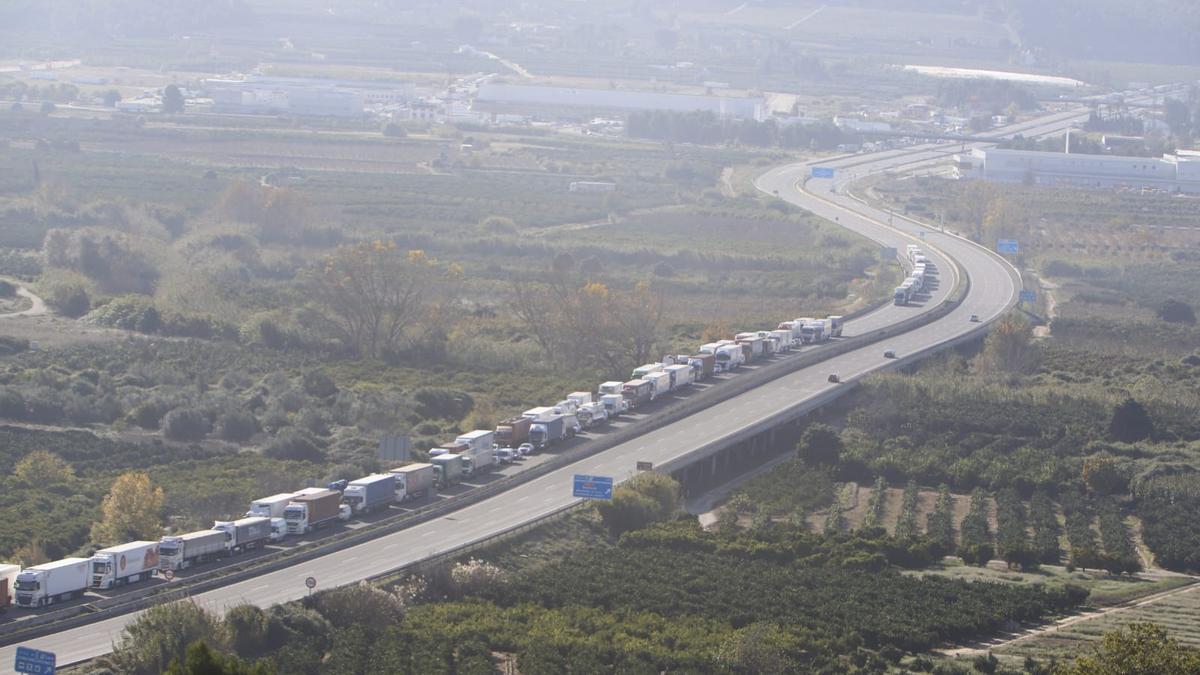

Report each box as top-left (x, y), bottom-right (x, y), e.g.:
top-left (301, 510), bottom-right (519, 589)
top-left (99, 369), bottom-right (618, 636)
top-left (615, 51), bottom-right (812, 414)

top-left (204, 75), bottom-right (414, 118)
top-left (955, 147), bottom-right (1200, 194)
top-left (475, 83), bottom-right (766, 121)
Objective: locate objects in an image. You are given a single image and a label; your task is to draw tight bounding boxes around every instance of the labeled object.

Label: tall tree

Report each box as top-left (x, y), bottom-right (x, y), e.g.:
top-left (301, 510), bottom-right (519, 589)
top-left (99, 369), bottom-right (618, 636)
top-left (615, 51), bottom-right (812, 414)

top-left (311, 241), bottom-right (444, 359)
top-left (162, 84), bottom-right (184, 114)
top-left (91, 471), bottom-right (165, 545)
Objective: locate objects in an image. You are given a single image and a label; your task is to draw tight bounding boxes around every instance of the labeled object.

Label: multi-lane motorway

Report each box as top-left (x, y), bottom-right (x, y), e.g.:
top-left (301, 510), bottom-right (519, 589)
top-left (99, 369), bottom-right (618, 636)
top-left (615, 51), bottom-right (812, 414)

top-left (0, 107), bottom-right (1091, 669)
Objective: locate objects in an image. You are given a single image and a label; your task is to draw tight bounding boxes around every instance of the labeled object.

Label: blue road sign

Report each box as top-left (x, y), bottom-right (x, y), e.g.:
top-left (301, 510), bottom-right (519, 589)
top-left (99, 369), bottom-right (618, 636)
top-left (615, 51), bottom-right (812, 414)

top-left (997, 239), bottom-right (1019, 254)
top-left (573, 475), bottom-right (613, 500)
top-left (811, 167), bottom-right (835, 179)
top-left (15, 646), bottom-right (56, 675)
top-left (1020, 290), bottom-right (1036, 303)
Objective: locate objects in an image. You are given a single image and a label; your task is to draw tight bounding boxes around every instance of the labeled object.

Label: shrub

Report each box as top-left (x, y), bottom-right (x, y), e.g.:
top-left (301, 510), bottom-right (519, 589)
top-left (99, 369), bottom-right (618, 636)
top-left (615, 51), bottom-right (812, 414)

top-left (1157, 299), bottom-right (1196, 324)
top-left (0, 336), bottom-right (29, 356)
top-left (263, 430), bottom-right (324, 462)
top-left (1108, 398), bottom-right (1153, 443)
top-left (217, 411), bottom-right (259, 442)
top-left (44, 278), bottom-right (91, 317)
top-left (0, 387), bottom-right (26, 419)
top-left (301, 370), bottom-right (338, 398)
top-left (162, 407), bottom-right (211, 441)
top-left (412, 387), bottom-right (473, 420)
top-left (0, 280), bottom-right (15, 297)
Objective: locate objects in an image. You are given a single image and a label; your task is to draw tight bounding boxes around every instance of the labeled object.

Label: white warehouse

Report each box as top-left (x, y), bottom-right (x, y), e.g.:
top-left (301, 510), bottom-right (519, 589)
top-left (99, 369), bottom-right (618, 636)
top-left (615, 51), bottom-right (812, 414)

top-left (475, 83), bottom-right (766, 121)
top-left (956, 147), bottom-right (1200, 194)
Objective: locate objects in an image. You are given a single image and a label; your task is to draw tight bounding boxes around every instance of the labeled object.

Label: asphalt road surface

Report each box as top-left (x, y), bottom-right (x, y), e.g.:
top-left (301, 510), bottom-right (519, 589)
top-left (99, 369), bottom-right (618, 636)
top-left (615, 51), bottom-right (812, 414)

top-left (0, 107), bottom-right (1090, 669)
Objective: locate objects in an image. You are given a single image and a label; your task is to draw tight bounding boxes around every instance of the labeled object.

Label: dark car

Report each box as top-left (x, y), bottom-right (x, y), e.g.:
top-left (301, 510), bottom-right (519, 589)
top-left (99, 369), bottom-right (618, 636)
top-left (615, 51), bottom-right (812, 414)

top-left (827, 374), bottom-right (840, 383)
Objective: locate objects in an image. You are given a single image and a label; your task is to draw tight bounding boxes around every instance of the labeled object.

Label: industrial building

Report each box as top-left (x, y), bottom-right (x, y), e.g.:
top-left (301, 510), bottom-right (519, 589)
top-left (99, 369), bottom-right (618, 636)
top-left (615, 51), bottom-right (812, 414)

top-left (955, 147), bottom-right (1200, 194)
top-left (475, 83), bottom-right (766, 121)
top-left (203, 75), bottom-right (415, 118)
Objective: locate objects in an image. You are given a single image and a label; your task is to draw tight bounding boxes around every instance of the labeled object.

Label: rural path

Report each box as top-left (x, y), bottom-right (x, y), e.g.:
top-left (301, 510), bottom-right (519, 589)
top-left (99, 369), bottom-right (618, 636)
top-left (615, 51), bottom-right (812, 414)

top-left (941, 577), bottom-right (1200, 658)
top-left (0, 283), bottom-right (46, 319)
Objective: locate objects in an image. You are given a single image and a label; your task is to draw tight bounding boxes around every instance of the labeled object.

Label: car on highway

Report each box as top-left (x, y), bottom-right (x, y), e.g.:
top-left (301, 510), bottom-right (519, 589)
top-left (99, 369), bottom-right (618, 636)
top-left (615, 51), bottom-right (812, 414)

top-left (517, 443), bottom-right (534, 456)
top-left (494, 448), bottom-right (515, 464)
top-left (338, 504), bottom-right (352, 521)
top-left (883, 350), bottom-right (896, 359)
top-left (827, 374), bottom-right (840, 383)
top-left (969, 314), bottom-right (980, 322)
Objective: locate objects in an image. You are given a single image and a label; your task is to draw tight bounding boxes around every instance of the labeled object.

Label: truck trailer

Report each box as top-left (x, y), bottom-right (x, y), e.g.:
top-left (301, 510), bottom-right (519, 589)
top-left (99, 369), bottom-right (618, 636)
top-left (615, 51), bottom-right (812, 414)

top-left (664, 364), bottom-right (694, 390)
top-left (494, 416), bottom-right (532, 446)
top-left (621, 379), bottom-right (652, 409)
top-left (431, 454), bottom-right (464, 488)
top-left (598, 381), bottom-right (624, 397)
top-left (455, 430), bottom-right (496, 477)
top-left (714, 344), bottom-right (745, 372)
top-left (529, 413), bottom-right (576, 449)
top-left (827, 316), bottom-right (845, 337)
top-left (689, 353), bottom-right (716, 379)
top-left (576, 401), bottom-right (608, 428)
top-left (213, 517), bottom-right (272, 553)
top-left (90, 540), bottom-right (159, 589)
top-left (631, 363), bottom-right (663, 380)
top-left (284, 489), bottom-right (343, 534)
top-left (800, 320), bottom-right (831, 344)
top-left (600, 393), bottom-right (629, 417)
top-left (390, 463), bottom-right (435, 502)
top-left (246, 492), bottom-right (296, 519)
top-left (343, 474), bottom-right (397, 514)
top-left (646, 370), bottom-right (672, 399)
top-left (14, 558), bottom-right (89, 608)
top-left (158, 530), bottom-right (227, 571)
top-left (0, 564), bottom-right (19, 612)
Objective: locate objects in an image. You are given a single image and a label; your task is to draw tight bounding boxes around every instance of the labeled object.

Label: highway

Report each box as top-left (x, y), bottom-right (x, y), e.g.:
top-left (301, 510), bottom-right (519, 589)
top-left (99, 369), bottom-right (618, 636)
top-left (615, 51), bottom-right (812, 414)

top-left (0, 107), bottom-right (1087, 669)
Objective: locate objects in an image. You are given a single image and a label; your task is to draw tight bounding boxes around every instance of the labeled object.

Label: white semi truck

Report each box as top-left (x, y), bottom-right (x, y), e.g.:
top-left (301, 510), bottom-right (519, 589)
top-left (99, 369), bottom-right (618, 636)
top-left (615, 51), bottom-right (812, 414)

top-left (90, 540), bottom-right (160, 589)
top-left (15, 558), bottom-right (90, 607)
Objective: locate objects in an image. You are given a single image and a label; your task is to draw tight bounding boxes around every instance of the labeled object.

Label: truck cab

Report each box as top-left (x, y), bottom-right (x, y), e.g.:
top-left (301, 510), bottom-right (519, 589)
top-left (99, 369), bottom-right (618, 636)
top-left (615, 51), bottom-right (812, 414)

top-left (269, 517), bottom-right (287, 542)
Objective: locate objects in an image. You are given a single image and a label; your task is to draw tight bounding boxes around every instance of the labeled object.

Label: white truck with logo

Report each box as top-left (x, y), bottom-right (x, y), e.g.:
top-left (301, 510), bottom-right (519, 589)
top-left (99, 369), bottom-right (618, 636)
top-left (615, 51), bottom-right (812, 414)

top-left (90, 541), bottom-right (160, 589)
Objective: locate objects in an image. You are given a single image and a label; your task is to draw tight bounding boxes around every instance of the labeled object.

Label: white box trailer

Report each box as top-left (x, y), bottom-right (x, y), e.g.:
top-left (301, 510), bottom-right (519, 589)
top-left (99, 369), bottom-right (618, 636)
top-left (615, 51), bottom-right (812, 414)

top-left (91, 540), bottom-right (160, 589)
top-left (567, 391), bottom-right (593, 407)
top-left (454, 430), bottom-right (495, 455)
top-left (646, 371), bottom-right (672, 399)
top-left (598, 381), bottom-right (624, 396)
top-left (246, 493), bottom-right (296, 519)
top-left (14, 557), bottom-right (90, 608)
top-left (664, 364), bottom-right (694, 390)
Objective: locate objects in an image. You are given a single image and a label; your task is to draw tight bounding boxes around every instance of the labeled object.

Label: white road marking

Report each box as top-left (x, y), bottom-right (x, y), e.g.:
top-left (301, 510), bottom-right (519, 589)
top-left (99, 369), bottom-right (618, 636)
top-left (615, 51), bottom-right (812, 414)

top-left (787, 4), bottom-right (826, 29)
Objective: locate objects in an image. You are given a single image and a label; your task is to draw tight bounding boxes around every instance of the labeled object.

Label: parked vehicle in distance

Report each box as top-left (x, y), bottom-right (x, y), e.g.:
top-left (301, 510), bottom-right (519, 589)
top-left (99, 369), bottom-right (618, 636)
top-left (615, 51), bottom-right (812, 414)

top-left (268, 518), bottom-right (287, 542)
top-left (884, 350), bottom-right (896, 358)
top-left (0, 564), bottom-right (19, 612)
top-left (454, 430), bottom-right (496, 477)
top-left (90, 541), bottom-right (160, 589)
top-left (284, 489), bottom-right (343, 535)
top-left (495, 416), bottom-right (532, 446)
top-left (517, 443), bottom-right (534, 456)
top-left (15, 558), bottom-right (90, 608)
top-left (529, 413), bottom-right (576, 449)
top-left (621, 379), bottom-right (652, 409)
top-left (246, 493), bottom-right (296, 519)
top-left (343, 474), bottom-right (398, 514)
top-left (494, 447), bottom-right (515, 464)
top-left (213, 517), bottom-right (271, 554)
top-left (828, 374), bottom-right (840, 383)
top-left (431, 453), bottom-right (465, 488)
top-left (599, 393), bottom-right (628, 417)
top-left (598, 381), bottom-right (624, 397)
top-left (390, 463), bottom-right (436, 502)
top-left (158, 530), bottom-right (228, 571)
top-left (970, 314), bottom-right (980, 322)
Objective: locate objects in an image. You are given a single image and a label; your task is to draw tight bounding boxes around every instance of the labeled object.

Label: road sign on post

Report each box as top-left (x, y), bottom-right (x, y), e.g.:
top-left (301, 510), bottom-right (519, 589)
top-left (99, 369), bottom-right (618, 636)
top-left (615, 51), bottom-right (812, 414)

top-left (162, 569), bottom-right (175, 581)
top-left (15, 646), bottom-right (56, 675)
top-left (997, 239), bottom-right (1019, 254)
top-left (811, 167), bottom-right (835, 179)
top-left (305, 576), bottom-right (317, 595)
top-left (573, 475), bottom-right (613, 500)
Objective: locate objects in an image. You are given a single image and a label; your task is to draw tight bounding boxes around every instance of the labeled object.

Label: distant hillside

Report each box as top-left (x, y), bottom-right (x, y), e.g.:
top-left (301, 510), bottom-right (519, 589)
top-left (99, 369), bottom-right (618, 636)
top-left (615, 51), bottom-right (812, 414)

top-left (1010, 0), bottom-right (1200, 65)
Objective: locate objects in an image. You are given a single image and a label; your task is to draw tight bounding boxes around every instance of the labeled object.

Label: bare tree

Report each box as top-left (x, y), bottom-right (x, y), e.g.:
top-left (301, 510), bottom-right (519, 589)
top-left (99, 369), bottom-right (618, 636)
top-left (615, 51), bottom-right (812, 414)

top-left (311, 241), bottom-right (441, 358)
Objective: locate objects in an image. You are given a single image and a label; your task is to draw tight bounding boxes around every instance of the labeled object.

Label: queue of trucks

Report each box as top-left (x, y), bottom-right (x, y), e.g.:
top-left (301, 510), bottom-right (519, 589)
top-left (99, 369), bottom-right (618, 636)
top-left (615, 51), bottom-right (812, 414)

top-left (895, 245), bottom-right (937, 306)
top-left (6, 305), bottom-right (860, 610)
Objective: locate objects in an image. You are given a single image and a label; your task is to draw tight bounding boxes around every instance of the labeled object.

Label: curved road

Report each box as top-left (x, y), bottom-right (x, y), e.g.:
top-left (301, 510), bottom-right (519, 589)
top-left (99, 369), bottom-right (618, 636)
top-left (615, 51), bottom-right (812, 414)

top-left (0, 108), bottom-right (1090, 668)
top-left (0, 284), bottom-right (46, 319)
